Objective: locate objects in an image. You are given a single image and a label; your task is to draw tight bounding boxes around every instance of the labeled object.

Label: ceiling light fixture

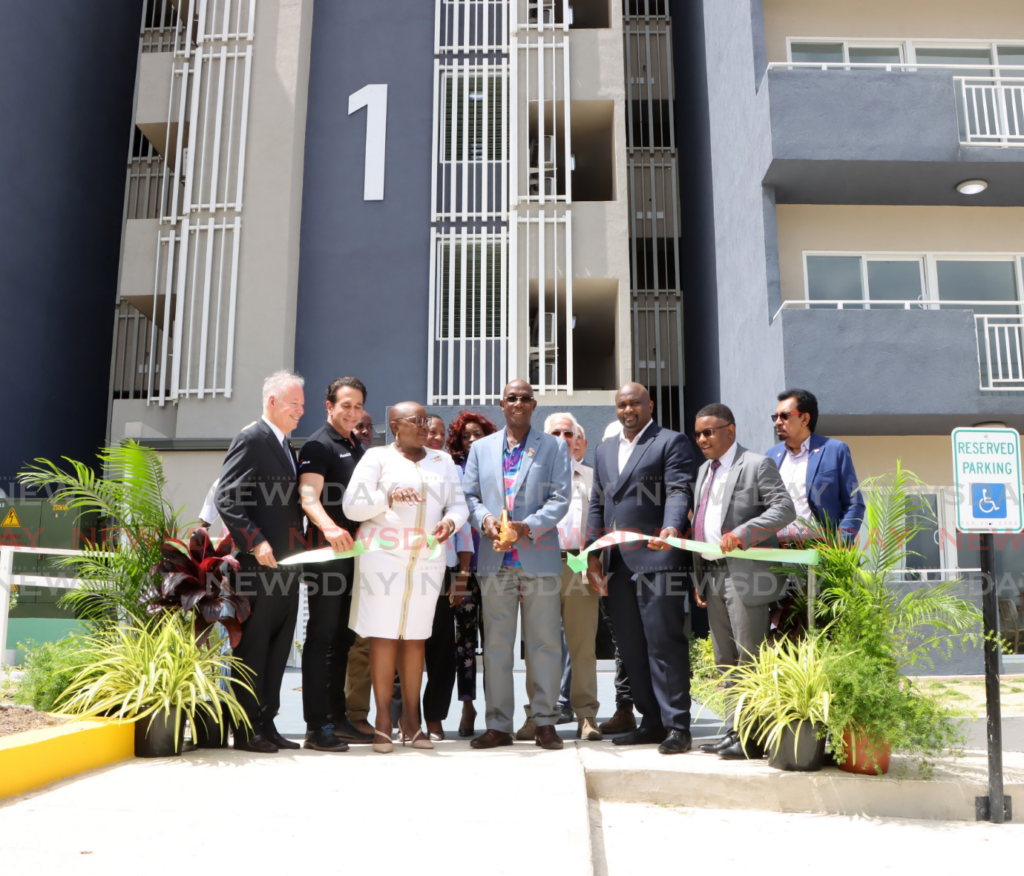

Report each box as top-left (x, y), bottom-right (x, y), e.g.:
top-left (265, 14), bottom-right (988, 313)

top-left (957, 179), bottom-right (988, 195)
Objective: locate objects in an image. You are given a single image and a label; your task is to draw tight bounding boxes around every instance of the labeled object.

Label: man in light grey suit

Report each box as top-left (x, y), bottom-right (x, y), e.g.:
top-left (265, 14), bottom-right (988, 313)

top-left (690, 403), bottom-right (795, 760)
top-left (462, 379), bottom-right (572, 750)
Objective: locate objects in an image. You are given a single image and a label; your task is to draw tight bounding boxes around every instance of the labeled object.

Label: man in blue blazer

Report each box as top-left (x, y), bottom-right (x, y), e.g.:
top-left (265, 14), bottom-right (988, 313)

top-left (585, 383), bottom-right (698, 754)
top-left (463, 379), bottom-right (572, 750)
top-left (766, 389), bottom-right (864, 544)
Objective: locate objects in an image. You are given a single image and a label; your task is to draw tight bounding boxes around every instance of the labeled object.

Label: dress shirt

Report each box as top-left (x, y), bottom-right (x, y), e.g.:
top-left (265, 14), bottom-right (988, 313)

top-left (261, 415), bottom-right (295, 474)
top-left (698, 441), bottom-right (739, 560)
top-left (199, 478), bottom-right (221, 527)
top-left (778, 437), bottom-right (813, 541)
top-left (558, 460), bottom-right (587, 550)
top-left (617, 418), bottom-right (653, 474)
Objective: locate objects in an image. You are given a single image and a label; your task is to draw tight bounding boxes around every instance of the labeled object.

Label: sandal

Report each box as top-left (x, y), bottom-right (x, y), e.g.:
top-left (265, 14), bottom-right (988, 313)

top-left (372, 728), bottom-right (394, 754)
top-left (399, 726), bottom-right (434, 750)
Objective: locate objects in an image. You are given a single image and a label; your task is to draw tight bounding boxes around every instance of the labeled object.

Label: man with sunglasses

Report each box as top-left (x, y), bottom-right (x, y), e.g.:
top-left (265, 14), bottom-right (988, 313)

top-left (462, 380), bottom-right (572, 750)
top-left (585, 383), bottom-right (698, 754)
top-left (766, 389), bottom-right (864, 545)
top-left (690, 403), bottom-right (795, 760)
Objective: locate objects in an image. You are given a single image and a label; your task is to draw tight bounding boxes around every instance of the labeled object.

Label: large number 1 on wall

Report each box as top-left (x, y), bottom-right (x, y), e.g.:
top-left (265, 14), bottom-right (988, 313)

top-left (348, 84), bottom-right (388, 201)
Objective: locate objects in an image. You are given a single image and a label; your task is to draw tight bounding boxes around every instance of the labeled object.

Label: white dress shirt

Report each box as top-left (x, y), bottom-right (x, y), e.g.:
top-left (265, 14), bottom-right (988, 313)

top-left (558, 460), bottom-right (587, 550)
top-left (199, 478), bottom-right (221, 528)
top-left (778, 437), bottom-right (813, 541)
top-left (617, 418), bottom-right (653, 474)
top-left (262, 415), bottom-right (295, 474)
top-left (698, 441), bottom-right (739, 559)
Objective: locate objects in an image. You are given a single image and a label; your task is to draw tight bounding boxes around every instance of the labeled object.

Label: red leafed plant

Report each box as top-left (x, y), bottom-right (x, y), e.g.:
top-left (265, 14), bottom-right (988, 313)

top-left (142, 528), bottom-right (250, 647)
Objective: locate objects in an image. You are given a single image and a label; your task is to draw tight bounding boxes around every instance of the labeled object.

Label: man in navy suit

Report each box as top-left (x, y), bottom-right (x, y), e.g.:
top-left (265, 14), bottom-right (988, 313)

top-left (766, 389), bottom-right (864, 544)
top-left (586, 383), bottom-right (698, 754)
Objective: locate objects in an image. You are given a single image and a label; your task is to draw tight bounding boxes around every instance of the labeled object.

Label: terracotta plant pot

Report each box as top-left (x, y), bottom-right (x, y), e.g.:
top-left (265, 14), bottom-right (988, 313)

top-left (838, 730), bottom-right (892, 775)
top-left (767, 721), bottom-right (826, 772)
top-left (134, 707), bottom-right (185, 758)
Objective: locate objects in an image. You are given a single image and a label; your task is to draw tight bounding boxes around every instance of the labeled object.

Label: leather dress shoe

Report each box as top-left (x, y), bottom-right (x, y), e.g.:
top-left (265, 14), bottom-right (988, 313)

top-left (535, 724), bottom-right (564, 750)
top-left (699, 730), bottom-right (738, 754)
top-left (719, 735), bottom-right (766, 760)
top-left (234, 733), bottom-right (278, 754)
top-left (333, 718), bottom-right (375, 744)
top-left (577, 717), bottom-right (602, 741)
top-left (304, 725), bottom-right (350, 752)
top-left (599, 708), bottom-right (637, 735)
top-left (515, 717), bottom-right (537, 741)
top-left (612, 726), bottom-right (669, 746)
top-left (264, 728), bottom-right (300, 750)
top-left (470, 729), bottom-right (514, 749)
top-left (658, 729), bottom-right (693, 755)
top-left (555, 703), bottom-right (575, 725)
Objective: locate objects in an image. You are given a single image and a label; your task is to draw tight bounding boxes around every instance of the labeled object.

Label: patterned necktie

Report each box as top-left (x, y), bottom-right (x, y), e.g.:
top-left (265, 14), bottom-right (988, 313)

top-left (693, 459), bottom-right (722, 543)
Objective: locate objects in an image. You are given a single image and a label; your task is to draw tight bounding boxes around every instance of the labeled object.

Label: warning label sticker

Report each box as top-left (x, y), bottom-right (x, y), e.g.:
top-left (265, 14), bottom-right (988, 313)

top-left (1, 508), bottom-right (22, 527)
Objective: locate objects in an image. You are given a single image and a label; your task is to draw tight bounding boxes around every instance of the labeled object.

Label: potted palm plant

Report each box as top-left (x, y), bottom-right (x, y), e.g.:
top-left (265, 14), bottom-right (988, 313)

top-left (726, 633), bottom-right (832, 772)
top-left (56, 612), bottom-right (252, 757)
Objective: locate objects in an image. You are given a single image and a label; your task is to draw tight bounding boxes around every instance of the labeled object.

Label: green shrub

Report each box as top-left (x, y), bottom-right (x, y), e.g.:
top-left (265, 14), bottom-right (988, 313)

top-left (690, 634), bottom-right (726, 718)
top-left (14, 637), bottom-right (92, 713)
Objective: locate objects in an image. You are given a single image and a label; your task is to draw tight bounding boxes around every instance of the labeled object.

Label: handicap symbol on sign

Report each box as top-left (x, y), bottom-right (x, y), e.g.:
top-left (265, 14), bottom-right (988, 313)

top-left (972, 483), bottom-right (1007, 519)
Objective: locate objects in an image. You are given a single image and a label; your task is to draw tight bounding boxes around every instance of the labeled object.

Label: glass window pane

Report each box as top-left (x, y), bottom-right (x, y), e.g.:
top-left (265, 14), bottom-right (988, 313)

top-left (997, 46), bottom-right (1024, 77)
top-left (866, 261), bottom-right (922, 308)
top-left (849, 47), bottom-right (902, 67)
top-left (807, 256), bottom-right (863, 307)
top-left (937, 260), bottom-right (1018, 313)
top-left (915, 47), bottom-right (991, 76)
top-left (790, 42), bottom-right (844, 65)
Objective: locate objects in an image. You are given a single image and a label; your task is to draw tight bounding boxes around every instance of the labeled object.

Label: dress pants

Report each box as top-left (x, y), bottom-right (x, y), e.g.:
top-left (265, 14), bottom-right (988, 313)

top-left (301, 557), bottom-right (356, 730)
top-left (345, 636), bottom-right (372, 722)
top-left (600, 596), bottom-right (634, 711)
top-left (423, 570), bottom-right (457, 722)
top-left (231, 557), bottom-right (302, 738)
top-left (479, 567), bottom-right (562, 732)
top-left (524, 561), bottom-right (600, 720)
top-left (604, 548), bottom-right (690, 731)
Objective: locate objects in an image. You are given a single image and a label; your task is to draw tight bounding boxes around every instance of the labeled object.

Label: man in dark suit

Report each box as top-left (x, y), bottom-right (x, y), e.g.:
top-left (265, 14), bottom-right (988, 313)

top-left (217, 371), bottom-right (307, 753)
top-left (585, 383), bottom-right (698, 754)
top-left (690, 403), bottom-right (796, 760)
top-left (766, 389), bottom-right (864, 545)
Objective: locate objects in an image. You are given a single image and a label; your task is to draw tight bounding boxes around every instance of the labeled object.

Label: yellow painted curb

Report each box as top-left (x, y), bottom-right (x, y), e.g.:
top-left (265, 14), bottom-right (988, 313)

top-left (0, 717), bottom-right (135, 800)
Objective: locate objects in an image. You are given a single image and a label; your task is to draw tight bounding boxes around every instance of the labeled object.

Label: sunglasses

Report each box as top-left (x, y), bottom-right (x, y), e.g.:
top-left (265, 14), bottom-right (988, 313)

top-left (549, 429), bottom-right (576, 437)
top-left (396, 416), bottom-right (431, 428)
top-left (503, 395), bottom-right (534, 405)
top-left (694, 425), bottom-right (730, 440)
top-left (770, 411), bottom-right (802, 423)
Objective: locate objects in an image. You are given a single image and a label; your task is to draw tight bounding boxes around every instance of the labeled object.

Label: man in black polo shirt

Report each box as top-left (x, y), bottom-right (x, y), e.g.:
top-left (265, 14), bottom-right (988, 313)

top-left (297, 376), bottom-right (375, 749)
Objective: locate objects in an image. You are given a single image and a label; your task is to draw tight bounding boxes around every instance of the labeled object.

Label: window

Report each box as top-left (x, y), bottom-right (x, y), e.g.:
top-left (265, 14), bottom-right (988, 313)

top-left (443, 75), bottom-right (504, 162)
top-left (436, 241), bottom-right (505, 338)
top-left (785, 39), bottom-right (1024, 76)
top-left (806, 256), bottom-right (863, 307)
top-left (790, 42), bottom-right (844, 65)
top-left (936, 260), bottom-right (1019, 312)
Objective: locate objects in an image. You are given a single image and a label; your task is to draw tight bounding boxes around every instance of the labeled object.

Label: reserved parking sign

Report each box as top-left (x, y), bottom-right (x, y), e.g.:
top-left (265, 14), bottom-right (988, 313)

top-left (951, 427), bottom-right (1023, 533)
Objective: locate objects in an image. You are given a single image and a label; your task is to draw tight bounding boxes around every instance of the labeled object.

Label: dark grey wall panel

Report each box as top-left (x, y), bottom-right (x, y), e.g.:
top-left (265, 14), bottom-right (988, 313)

top-left (295, 0), bottom-right (435, 424)
top-left (0, 1), bottom-right (142, 488)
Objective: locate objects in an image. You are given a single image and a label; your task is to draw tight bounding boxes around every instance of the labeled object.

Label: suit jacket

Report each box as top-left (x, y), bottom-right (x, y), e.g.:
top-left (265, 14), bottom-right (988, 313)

top-left (585, 421), bottom-right (697, 574)
top-left (216, 419), bottom-right (305, 560)
top-left (693, 444), bottom-right (796, 606)
top-left (463, 427), bottom-right (572, 577)
top-left (765, 433), bottom-right (864, 544)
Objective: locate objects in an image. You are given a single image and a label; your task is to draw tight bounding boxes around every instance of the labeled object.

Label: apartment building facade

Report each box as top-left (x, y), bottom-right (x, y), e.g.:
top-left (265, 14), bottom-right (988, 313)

top-left (676, 0), bottom-right (1024, 670)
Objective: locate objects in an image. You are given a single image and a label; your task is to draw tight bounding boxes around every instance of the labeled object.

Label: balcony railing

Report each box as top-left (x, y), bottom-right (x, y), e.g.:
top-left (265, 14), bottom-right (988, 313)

top-left (767, 62), bottom-right (1024, 147)
top-left (777, 299), bottom-right (1024, 391)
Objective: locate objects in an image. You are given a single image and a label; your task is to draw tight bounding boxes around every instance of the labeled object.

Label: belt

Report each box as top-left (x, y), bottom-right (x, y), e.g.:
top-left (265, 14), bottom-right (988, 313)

top-left (704, 556), bottom-right (729, 568)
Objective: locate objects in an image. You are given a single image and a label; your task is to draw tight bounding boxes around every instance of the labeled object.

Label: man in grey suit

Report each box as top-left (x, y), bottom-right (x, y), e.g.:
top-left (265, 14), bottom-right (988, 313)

top-left (690, 403), bottom-right (795, 760)
top-left (462, 379), bottom-right (572, 750)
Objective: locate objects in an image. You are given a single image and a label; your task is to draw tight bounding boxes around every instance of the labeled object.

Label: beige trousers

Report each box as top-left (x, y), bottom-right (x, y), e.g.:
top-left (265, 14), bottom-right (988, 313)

top-left (524, 562), bottom-right (600, 719)
top-left (344, 634), bottom-right (372, 721)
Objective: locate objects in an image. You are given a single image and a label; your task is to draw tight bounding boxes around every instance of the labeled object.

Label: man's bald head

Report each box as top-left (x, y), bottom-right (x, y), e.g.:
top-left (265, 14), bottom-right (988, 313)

top-left (500, 378), bottom-right (536, 434)
top-left (503, 379), bottom-right (532, 398)
top-left (615, 382), bottom-right (651, 406)
top-left (615, 382), bottom-right (654, 439)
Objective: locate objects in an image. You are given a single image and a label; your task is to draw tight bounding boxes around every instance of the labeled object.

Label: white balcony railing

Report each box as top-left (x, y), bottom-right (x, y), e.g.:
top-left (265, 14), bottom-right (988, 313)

top-left (776, 299), bottom-right (1024, 392)
top-left (766, 62), bottom-right (1024, 147)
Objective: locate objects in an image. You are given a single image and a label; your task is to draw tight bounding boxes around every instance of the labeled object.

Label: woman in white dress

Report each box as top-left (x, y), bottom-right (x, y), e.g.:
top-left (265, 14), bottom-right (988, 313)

top-left (343, 402), bottom-right (468, 752)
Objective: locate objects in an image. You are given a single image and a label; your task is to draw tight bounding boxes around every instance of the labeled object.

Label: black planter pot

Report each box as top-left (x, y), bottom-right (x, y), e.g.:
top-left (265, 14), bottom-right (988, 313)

top-left (768, 721), bottom-right (826, 772)
top-left (190, 708), bottom-right (229, 749)
top-left (134, 707), bottom-right (185, 758)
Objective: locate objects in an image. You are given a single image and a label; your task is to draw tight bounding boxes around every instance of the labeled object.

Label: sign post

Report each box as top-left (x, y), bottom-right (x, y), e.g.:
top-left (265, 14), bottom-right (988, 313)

top-left (951, 426), bottom-right (1021, 823)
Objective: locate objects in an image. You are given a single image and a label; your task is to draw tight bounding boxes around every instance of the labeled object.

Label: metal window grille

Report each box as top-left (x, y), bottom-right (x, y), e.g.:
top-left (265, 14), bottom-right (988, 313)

top-left (127, 130), bottom-right (165, 220)
top-left (111, 300), bottom-right (172, 400)
top-left (624, 0), bottom-right (683, 428)
top-left (437, 240), bottom-right (505, 338)
top-left (141, 0), bottom-right (180, 53)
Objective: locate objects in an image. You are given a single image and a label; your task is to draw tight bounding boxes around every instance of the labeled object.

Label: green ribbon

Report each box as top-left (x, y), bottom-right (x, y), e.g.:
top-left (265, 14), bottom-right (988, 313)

top-left (564, 531), bottom-right (818, 574)
top-left (279, 533), bottom-right (445, 566)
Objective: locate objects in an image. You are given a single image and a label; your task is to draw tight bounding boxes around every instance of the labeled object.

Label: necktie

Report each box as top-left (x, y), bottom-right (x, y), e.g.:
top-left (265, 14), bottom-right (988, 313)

top-left (282, 437), bottom-right (295, 474)
top-left (693, 459), bottom-right (721, 543)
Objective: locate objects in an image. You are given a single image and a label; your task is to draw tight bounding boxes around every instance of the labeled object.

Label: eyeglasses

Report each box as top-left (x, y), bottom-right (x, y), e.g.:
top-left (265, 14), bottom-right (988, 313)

top-left (396, 416), bottom-right (430, 428)
top-left (770, 411), bottom-right (800, 423)
top-left (503, 395), bottom-right (534, 405)
top-left (549, 429), bottom-right (575, 437)
top-left (694, 425), bottom-right (730, 440)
